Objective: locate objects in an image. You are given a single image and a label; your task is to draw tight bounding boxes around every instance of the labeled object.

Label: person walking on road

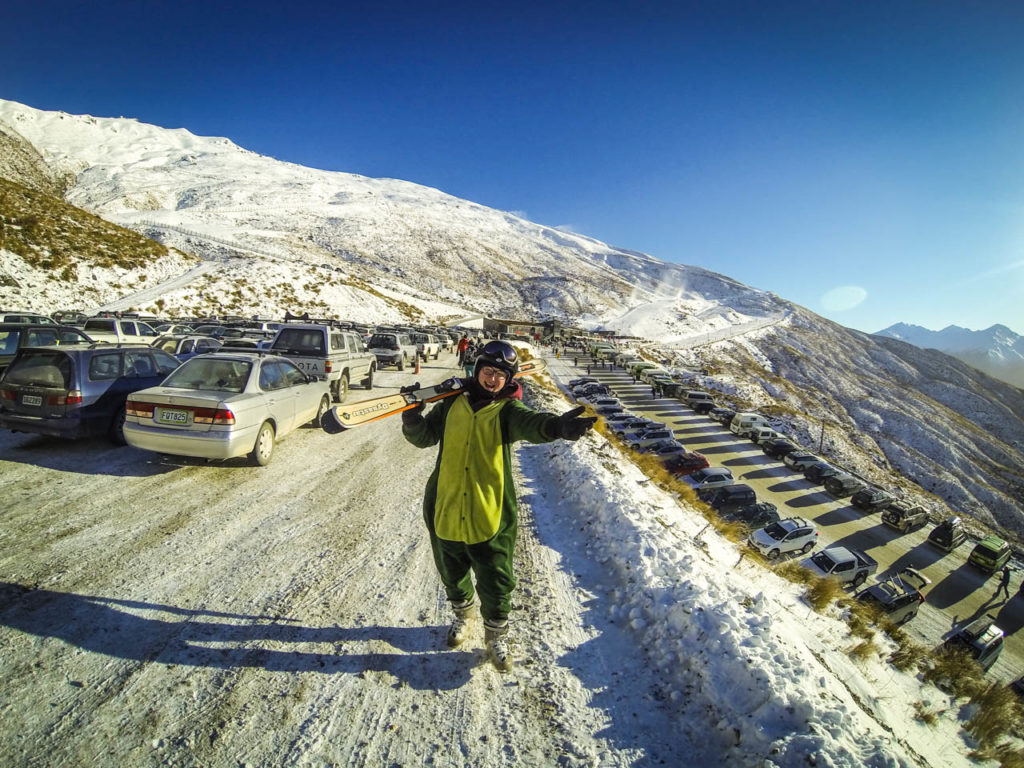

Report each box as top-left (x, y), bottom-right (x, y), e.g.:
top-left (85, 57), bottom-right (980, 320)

top-left (995, 565), bottom-right (1013, 601)
top-left (456, 334), bottom-right (470, 366)
top-left (401, 340), bottom-right (597, 671)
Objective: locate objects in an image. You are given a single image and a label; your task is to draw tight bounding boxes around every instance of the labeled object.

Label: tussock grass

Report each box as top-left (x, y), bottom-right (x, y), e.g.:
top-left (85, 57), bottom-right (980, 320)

top-left (911, 701), bottom-right (939, 726)
top-left (966, 683), bottom-right (1024, 744)
top-left (805, 577), bottom-right (844, 613)
top-left (0, 177), bottom-right (167, 273)
top-left (847, 639), bottom-right (876, 661)
top-left (923, 646), bottom-right (987, 700)
top-left (969, 744), bottom-right (1024, 768)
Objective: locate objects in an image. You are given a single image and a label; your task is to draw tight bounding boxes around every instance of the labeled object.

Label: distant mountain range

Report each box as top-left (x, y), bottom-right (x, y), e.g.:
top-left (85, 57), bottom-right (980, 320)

top-left (875, 323), bottom-right (1024, 389)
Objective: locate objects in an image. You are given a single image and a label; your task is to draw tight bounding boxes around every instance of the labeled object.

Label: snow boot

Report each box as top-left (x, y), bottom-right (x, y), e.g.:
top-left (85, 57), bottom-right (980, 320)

top-left (484, 619), bottom-right (512, 672)
top-left (447, 597), bottom-right (476, 648)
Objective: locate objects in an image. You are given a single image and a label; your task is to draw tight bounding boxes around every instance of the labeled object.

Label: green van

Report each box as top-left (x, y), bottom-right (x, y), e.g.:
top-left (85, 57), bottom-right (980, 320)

top-left (967, 536), bottom-right (1012, 573)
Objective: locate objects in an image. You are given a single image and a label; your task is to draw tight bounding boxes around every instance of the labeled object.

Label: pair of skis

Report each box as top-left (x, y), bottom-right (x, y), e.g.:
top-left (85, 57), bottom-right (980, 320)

top-left (321, 359), bottom-right (547, 433)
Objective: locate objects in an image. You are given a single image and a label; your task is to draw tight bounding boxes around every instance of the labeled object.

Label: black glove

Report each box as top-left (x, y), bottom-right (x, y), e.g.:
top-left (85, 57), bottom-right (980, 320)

top-left (401, 401), bottom-right (425, 425)
top-left (555, 406), bottom-right (596, 441)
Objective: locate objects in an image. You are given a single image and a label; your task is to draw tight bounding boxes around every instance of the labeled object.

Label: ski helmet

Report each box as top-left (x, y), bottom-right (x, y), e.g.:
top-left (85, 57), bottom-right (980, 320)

top-left (473, 340), bottom-right (519, 382)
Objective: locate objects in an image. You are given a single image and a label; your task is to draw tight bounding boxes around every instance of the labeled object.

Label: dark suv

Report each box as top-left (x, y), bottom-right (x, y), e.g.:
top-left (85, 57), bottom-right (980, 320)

top-left (927, 516), bottom-right (967, 552)
top-left (699, 483), bottom-right (757, 515)
top-left (0, 344), bottom-right (180, 443)
top-left (851, 486), bottom-right (895, 513)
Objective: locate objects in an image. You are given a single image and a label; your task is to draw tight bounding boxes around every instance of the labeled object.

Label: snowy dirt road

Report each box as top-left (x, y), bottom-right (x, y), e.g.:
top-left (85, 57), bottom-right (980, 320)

top-left (0, 362), bottom-right (683, 767)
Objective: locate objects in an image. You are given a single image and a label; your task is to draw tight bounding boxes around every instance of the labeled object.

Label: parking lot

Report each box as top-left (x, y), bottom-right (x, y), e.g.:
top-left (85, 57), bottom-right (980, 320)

top-left (546, 352), bottom-right (1024, 684)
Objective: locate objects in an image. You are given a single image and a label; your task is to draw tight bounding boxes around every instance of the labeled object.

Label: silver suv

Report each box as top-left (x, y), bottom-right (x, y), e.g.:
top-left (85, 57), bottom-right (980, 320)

top-left (749, 517), bottom-right (818, 560)
top-left (368, 332), bottom-right (417, 370)
top-left (270, 324), bottom-right (376, 402)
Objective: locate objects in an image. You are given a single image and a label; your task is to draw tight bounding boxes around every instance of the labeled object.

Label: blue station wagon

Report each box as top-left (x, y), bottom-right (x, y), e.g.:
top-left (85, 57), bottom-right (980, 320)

top-left (0, 344), bottom-right (181, 442)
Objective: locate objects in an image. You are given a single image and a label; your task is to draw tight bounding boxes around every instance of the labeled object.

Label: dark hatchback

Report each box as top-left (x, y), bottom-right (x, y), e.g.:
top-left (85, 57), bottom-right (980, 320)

top-left (0, 344), bottom-right (180, 442)
top-left (762, 438), bottom-right (798, 460)
top-left (804, 461), bottom-right (841, 484)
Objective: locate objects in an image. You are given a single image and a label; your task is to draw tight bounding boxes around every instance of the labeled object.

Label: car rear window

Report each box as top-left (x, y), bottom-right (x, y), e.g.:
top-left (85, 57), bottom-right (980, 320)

top-left (369, 334), bottom-right (399, 350)
top-left (4, 351), bottom-right (72, 388)
top-left (163, 358), bottom-right (252, 393)
top-left (274, 329), bottom-right (326, 355)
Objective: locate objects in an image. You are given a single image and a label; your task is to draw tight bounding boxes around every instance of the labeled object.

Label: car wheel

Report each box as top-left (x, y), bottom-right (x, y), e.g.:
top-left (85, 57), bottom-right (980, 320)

top-left (398, 356), bottom-right (405, 371)
top-left (364, 364), bottom-right (375, 389)
top-left (336, 373), bottom-right (349, 403)
top-left (109, 406), bottom-right (128, 445)
top-left (249, 421), bottom-right (275, 467)
top-left (767, 549), bottom-right (781, 560)
top-left (852, 573), bottom-right (867, 588)
top-left (801, 542), bottom-right (814, 554)
top-left (313, 395), bottom-right (330, 427)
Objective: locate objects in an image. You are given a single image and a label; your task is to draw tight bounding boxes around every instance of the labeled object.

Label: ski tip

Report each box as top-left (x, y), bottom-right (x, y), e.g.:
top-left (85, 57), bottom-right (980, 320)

top-left (321, 407), bottom-right (347, 434)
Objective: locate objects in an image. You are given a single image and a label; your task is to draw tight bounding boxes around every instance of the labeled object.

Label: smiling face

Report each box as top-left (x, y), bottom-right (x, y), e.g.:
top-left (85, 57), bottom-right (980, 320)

top-left (476, 364), bottom-right (509, 393)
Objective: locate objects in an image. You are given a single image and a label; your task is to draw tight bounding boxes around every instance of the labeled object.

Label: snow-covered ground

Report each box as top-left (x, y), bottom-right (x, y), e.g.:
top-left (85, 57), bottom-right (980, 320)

top-left (0, 348), bottom-right (998, 767)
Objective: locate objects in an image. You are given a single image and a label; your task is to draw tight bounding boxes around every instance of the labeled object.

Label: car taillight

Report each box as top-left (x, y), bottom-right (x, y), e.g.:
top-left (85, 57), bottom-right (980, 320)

top-left (324, 361), bottom-right (332, 373)
top-left (45, 390), bottom-right (82, 406)
top-left (126, 401), bottom-right (155, 417)
top-left (193, 407), bottom-right (235, 425)
top-left (0, 388), bottom-right (14, 401)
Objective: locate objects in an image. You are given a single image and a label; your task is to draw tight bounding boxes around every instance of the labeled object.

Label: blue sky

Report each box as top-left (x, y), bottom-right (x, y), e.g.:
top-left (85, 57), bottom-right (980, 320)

top-left (4, 1), bottom-right (1023, 334)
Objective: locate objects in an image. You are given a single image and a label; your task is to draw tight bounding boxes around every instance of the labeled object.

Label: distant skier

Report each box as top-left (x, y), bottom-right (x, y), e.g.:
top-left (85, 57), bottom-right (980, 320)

top-left (401, 340), bottom-right (596, 671)
top-left (456, 334), bottom-right (470, 366)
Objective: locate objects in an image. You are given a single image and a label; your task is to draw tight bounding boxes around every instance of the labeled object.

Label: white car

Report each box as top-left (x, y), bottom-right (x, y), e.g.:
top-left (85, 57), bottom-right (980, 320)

top-left (749, 517), bottom-right (819, 560)
top-left (123, 352), bottom-right (331, 466)
top-left (682, 466), bottom-right (734, 490)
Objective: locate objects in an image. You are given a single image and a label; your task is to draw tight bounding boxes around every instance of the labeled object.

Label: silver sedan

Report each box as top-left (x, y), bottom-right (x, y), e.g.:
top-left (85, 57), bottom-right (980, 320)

top-left (123, 353), bottom-right (331, 466)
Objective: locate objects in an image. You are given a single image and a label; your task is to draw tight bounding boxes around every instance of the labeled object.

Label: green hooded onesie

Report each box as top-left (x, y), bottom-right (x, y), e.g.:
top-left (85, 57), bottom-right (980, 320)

top-left (402, 389), bottom-right (560, 622)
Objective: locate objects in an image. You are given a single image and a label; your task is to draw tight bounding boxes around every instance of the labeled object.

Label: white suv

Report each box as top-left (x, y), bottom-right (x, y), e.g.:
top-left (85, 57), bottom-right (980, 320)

top-left (749, 517), bottom-right (818, 560)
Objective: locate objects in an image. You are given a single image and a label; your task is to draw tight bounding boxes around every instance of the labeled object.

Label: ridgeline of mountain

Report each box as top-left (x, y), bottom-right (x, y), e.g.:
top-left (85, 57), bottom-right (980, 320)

top-left (0, 97), bottom-right (1021, 541)
top-left (876, 322), bottom-right (1024, 390)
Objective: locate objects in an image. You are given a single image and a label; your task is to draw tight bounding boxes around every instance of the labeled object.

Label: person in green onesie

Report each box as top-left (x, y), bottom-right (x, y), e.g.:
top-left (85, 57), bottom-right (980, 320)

top-left (401, 339), bottom-right (595, 670)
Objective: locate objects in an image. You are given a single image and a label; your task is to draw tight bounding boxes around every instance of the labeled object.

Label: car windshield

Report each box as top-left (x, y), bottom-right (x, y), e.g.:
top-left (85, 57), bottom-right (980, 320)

top-left (809, 551), bottom-right (835, 569)
top-left (763, 522), bottom-right (789, 541)
top-left (369, 334), bottom-right (398, 350)
top-left (163, 358), bottom-right (252, 393)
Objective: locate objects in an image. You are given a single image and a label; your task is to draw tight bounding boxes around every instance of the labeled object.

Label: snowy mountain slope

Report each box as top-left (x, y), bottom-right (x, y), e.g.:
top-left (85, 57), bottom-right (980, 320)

top-left (876, 322), bottom-right (1024, 389)
top-left (0, 98), bottom-right (784, 327)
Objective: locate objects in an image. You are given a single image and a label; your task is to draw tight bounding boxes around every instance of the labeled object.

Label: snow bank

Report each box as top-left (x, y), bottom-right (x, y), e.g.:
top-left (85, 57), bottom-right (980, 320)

top-left (517, 363), bottom-right (969, 767)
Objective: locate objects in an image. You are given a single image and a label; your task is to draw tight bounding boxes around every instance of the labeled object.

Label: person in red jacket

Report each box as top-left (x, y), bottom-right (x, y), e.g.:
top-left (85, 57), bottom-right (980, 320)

top-left (456, 334), bottom-right (470, 366)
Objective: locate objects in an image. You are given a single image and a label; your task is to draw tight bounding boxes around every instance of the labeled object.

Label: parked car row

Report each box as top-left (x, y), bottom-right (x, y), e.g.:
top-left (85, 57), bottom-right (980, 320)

top-left (581, 350), bottom-right (1017, 666)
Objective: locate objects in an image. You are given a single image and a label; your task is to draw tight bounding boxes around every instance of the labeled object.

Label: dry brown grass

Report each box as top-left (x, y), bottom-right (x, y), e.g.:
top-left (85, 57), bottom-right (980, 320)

top-left (966, 682), bottom-right (1024, 745)
top-left (847, 639), bottom-right (877, 661)
top-left (911, 700), bottom-right (939, 726)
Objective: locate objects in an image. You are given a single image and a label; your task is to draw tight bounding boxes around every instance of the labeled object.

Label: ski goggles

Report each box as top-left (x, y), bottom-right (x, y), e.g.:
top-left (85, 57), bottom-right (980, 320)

top-left (479, 341), bottom-right (518, 365)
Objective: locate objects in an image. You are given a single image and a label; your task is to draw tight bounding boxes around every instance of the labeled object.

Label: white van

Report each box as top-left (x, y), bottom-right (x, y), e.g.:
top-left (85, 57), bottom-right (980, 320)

top-left (729, 412), bottom-right (770, 437)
